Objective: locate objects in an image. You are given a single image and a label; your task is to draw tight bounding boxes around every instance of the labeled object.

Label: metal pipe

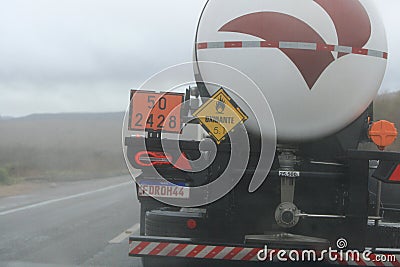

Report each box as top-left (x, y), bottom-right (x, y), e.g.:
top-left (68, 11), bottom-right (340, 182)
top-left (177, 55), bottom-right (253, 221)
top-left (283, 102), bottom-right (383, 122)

top-left (310, 161), bottom-right (344, 166)
top-left (368, 216), bottom-right (383, 220)
top-left (375, 181), bottom-right (382, 226)
top-left (381, 207), bottom-right (400, 213)
top-left (296, 213), bottom-right (346, 219)
top-left (296, 213), bottom-right (383, 221)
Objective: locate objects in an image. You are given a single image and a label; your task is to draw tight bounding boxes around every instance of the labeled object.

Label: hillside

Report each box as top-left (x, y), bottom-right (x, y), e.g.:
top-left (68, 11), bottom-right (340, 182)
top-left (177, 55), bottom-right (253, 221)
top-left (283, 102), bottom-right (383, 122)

top-left (0, 112), bottom-right (127, 183)
top-left (374, 91), bottom-right (400, 151)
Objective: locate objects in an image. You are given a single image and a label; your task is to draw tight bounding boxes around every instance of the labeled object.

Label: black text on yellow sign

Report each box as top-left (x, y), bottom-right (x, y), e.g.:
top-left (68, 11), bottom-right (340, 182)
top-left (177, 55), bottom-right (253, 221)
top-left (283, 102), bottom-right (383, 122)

top-left (193, 88), bottom-right (248, 144)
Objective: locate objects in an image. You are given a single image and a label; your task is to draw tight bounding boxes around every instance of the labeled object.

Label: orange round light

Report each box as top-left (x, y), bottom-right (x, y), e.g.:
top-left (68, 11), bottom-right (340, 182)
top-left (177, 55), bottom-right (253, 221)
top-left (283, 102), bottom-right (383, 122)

top-left (186, 219), bottom-right (197, 230)
top-left (369, 120), bottom-right (398, 150)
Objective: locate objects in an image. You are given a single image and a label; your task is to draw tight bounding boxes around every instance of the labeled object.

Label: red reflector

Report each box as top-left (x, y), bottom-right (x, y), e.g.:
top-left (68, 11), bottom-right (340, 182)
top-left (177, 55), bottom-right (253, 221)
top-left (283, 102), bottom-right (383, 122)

top-left (389, 165), bottom-right (400, 182)
top-left (224, 41), bottom-right (242, 48)
top-left (260, 41), bottom-right (279, 48)
top-left (134, 151), bottom-right (173, 167)
top-left (186, 219), bottom-right (197, 230)
top-left (317, 43), bottom-right (335, 51)
top-left (197, 42), bottom-right (208, 49)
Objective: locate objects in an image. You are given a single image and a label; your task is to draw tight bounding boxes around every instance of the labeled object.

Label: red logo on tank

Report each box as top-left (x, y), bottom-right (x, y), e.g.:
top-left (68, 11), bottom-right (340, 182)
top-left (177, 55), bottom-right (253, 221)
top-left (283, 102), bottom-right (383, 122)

top-left (219, 0), bottom-right (371, 89)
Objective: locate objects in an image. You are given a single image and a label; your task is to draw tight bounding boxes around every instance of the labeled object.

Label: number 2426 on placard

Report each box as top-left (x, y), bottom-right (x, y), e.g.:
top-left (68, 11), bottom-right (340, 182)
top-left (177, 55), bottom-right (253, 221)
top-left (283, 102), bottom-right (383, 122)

top-left (129, 90), bottom-right (184, 133)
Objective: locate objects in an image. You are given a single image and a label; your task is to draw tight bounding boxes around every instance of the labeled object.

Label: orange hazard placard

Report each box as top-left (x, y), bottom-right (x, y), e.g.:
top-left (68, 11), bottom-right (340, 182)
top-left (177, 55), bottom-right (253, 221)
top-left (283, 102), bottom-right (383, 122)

top-left (129, 90), bottom-right (184, 133)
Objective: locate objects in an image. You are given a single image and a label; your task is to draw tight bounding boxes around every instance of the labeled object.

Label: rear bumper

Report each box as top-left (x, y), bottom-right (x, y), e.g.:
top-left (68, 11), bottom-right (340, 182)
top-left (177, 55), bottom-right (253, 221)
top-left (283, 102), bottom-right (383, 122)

top-left (129, 235), bottom-right (400, 266)
top-left (129, 235), bottom-right (262, 261)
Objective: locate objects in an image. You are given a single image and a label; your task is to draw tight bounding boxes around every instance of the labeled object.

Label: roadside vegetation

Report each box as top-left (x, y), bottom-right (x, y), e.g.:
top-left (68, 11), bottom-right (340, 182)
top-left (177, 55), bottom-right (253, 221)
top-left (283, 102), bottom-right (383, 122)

top-left (0, 112), bottom-right (128, 184)
top-left (374, 91), bottom-right (400, 151)
top-left (0, 167), bottom-right (12, 185)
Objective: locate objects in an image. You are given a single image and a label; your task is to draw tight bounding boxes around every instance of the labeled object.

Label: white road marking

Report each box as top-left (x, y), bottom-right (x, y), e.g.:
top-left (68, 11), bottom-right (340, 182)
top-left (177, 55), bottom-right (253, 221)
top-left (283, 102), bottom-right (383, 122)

top-left (0, 181), bottom-right (132, 216)
top-left (109, 223), bottom-right (140, 244)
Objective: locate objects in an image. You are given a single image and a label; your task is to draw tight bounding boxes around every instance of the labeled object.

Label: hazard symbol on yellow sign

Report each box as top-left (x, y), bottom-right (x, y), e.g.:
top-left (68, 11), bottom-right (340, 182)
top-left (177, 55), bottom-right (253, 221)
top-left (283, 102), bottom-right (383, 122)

top-left (193, 88), bottom-right (248, 144)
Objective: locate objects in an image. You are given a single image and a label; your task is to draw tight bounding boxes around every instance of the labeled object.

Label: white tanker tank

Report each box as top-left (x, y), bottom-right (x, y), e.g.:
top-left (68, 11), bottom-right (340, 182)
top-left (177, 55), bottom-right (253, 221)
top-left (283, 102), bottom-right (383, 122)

top-left (194, 0), bottom-right (388, 142)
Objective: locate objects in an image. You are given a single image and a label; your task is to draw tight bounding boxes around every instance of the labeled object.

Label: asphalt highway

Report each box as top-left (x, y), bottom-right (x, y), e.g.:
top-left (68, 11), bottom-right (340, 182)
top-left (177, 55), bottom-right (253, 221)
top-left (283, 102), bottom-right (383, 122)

top-left (0, 176), bottom-right (143, 267)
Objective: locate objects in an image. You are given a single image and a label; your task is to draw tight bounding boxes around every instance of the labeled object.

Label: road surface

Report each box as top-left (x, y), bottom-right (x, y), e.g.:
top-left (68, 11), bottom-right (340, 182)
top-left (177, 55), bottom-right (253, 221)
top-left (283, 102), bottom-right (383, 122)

top-left (0, 176), bottom-right (143, 267)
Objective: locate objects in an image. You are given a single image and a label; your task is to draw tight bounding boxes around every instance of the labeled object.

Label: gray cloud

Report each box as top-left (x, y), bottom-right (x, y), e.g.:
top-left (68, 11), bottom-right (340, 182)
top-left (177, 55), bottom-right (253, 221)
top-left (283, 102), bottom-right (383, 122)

top-left (0, 0), bottom-right (207, 116)
top-left (377, 0), bottom-right (400, 92)
top-left (0, 0), bottom-right (398, 116)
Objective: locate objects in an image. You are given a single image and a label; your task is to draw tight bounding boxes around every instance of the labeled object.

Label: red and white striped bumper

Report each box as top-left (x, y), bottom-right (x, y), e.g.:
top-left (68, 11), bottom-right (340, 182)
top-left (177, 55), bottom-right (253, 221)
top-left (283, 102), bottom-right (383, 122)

top-left (129, 238), bottom-right (400, 266)
top-left (129, 240), bottom-right (259, 261)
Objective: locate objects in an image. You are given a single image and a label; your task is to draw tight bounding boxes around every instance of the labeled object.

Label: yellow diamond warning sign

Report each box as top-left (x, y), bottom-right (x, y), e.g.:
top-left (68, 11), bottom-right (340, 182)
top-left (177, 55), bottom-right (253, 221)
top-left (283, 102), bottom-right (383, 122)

top-left (193, 88), bottom-right (248, 144)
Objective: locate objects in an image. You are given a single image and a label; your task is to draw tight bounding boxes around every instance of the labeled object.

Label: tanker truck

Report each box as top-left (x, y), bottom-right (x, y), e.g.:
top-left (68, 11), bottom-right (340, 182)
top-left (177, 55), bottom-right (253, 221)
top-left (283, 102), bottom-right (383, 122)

top-left (125, 0), bottom-right (400, 266)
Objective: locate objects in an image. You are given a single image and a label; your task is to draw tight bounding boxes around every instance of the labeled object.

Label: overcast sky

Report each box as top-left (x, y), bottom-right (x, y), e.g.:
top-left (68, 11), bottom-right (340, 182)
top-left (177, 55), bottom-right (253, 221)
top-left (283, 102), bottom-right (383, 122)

top-left (0, 0), bottom-right (398, 117)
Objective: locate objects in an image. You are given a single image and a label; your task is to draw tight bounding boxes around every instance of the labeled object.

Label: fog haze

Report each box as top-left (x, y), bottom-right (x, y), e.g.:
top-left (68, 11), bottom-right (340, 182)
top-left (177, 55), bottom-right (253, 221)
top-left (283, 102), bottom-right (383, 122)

top-left (0, 0), bottom-right (398, 117)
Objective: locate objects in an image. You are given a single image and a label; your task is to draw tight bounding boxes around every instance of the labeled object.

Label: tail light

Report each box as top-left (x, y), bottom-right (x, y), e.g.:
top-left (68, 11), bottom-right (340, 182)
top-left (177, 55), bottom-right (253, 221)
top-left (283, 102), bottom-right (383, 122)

top-left (186, 219), bottom-right (197, 230)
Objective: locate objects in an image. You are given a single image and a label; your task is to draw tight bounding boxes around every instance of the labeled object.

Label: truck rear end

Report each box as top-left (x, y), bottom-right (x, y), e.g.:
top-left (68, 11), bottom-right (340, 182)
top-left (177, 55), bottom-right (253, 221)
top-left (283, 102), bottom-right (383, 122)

top-left (123, 1), bottom-right (400, 265)
top-left (124, 87), bottom-right (400, 266)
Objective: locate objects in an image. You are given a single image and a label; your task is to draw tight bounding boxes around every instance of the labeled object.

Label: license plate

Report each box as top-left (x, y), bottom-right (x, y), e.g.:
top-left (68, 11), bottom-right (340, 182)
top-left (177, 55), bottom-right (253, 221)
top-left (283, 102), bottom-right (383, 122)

top-left (138, 182), bottom-right (190, 199)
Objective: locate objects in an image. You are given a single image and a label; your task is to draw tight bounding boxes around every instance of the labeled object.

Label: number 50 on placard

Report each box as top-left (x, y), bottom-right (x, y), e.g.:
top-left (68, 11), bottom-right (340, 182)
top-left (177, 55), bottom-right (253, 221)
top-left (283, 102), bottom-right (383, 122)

top-left (129, 90), bottom-right (185, 133)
